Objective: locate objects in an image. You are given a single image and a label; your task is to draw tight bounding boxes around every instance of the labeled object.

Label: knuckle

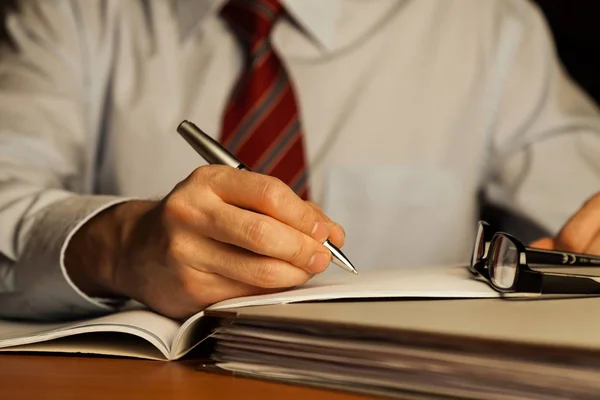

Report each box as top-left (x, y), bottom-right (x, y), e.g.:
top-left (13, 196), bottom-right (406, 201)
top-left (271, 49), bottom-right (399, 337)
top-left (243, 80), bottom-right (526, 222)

top-left (305, 200), bottom-right (318, 208)
top-left (196, 202), bottom-right (219, 232)
top-left (258, 177), bottom-right (287, 209)
top-left (163, 192), bottom-right (218, 234)
top-left (306, 200), bottom-right (325, 216)
top-left (191, 164), bottom-right (227, 185)
top-left (289, 238), bottom-right (308, 266)
top-left (299, 206), bottom-right (319, 231)
top-left (162, 194), bottom-right (190, 225)
top-left (190, 165), bottom-right (209, 180)
top-left (189, 166), bottom-right (207, 183)
top-left (244, 218), bottom-right (271, 248)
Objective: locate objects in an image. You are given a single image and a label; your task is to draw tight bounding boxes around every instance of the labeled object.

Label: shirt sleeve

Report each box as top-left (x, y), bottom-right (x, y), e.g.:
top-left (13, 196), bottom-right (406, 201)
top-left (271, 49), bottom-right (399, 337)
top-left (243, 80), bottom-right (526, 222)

top-left (482, 0), bottom-right (600, 237)
top-left (0, 1), bottom-right (128, 320)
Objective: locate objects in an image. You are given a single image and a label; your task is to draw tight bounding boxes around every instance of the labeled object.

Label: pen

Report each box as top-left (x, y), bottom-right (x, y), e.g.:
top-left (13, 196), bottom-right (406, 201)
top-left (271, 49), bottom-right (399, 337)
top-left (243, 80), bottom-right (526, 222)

top-left (176, 120), bottom-right (358, 275)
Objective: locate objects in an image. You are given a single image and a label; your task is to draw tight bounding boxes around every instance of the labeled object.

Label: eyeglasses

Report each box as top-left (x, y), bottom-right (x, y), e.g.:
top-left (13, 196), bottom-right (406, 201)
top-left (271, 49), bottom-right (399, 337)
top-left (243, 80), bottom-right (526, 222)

top-left (470, 221), bottom-right (600, 295)
top-left (469, 221), bottom-right (496, 275)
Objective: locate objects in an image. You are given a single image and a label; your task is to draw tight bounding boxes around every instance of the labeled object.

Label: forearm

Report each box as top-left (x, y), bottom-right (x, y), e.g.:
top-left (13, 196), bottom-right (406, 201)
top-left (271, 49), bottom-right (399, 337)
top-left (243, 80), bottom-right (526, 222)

top-left (0, 193), bottom-right (131, 320)
top-left (64, 200), bottom-right (157, 299)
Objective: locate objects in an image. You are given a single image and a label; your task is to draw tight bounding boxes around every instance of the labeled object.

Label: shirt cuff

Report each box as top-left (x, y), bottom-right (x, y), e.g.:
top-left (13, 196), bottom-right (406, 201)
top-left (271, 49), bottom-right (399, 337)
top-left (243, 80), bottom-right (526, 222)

top-left (15, 195), bottom-right (135, 320)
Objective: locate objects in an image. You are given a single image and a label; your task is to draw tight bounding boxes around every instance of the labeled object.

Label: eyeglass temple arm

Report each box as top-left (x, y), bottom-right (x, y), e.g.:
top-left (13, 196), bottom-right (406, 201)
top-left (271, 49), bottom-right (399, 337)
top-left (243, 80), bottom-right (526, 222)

top-left (525, 247), bottom-right (600, 267)
top-left (537, 272), bottom-right (600, 295)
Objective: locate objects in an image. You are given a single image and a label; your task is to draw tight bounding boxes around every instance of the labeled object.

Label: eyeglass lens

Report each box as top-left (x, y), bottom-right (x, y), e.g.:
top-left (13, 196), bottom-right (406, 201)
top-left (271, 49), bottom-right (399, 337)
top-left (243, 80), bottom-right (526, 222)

top-left (490, 235), bottom-right (519, 289)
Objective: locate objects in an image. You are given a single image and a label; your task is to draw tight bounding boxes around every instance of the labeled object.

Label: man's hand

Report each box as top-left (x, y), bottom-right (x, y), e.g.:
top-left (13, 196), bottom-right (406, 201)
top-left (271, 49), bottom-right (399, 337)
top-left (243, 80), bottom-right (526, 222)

top-left (530, 193), bottom-right (600, 254)
top-left (65, 165), bottom-right (345, 319)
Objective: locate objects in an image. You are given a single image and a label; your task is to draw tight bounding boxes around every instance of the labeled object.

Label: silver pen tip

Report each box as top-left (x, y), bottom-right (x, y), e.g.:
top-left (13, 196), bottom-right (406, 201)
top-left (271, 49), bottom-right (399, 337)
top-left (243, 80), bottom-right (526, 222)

top-left (323, 240), bottom-right (358, 275)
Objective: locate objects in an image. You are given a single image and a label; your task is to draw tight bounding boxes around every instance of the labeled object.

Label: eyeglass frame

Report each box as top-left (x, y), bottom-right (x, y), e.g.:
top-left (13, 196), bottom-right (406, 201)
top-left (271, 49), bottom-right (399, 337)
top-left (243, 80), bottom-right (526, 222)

top-left (469, 221), bottom-right (495, 277)
top-left (470, 221), bottom-right (600, 295)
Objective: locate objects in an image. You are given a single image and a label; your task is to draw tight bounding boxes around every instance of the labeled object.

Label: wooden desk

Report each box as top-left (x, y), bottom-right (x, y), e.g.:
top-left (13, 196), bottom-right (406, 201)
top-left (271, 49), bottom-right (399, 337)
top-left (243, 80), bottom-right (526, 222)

top-left (0, 354), bottom-right (372, 399)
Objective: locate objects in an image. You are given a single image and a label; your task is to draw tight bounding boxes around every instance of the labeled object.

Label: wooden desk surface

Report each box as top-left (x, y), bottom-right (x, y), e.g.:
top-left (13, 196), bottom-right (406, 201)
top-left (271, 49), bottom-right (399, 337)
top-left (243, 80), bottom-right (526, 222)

top-left (0, 354), bottom-right (373, 399)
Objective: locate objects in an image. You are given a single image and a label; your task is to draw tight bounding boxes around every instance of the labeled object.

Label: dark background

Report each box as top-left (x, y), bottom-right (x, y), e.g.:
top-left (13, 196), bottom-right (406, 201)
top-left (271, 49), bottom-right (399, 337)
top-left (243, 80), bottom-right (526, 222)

top-left (531, 0), bottom-right (600, 106)
top-left (0, 0), bottom-right (17, 47)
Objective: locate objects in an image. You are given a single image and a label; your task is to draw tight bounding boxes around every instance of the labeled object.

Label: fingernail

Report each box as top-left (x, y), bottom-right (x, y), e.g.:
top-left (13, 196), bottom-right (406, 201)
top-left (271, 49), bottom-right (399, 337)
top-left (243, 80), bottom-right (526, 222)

top-left (308, 252), bottom-right (331, 271)
top-left (311, 222), bottom-right (329, 242)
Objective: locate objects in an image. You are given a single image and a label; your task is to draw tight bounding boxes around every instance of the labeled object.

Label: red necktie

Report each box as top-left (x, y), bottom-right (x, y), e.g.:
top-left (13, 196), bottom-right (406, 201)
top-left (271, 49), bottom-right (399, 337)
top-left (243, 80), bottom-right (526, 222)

top-left (220, 0), bottom-right (310, 200)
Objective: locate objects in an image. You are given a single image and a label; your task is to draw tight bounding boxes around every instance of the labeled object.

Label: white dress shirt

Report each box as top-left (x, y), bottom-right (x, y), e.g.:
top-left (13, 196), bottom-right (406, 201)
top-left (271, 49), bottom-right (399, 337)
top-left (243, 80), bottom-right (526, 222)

top-left (1, 0), bottom-right (600, 320)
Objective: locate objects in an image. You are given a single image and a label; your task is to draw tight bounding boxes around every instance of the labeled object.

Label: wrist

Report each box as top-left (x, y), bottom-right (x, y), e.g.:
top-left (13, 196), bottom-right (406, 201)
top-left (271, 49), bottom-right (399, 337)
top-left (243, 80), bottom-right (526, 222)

top-left (64, 199), bottom-right (157, 299)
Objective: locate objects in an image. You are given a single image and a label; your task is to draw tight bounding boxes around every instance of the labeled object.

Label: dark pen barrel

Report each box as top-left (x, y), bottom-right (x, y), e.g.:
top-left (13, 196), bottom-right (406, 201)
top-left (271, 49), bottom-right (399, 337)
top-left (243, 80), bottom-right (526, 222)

top-left (177, 120), bottom-right (246, 169)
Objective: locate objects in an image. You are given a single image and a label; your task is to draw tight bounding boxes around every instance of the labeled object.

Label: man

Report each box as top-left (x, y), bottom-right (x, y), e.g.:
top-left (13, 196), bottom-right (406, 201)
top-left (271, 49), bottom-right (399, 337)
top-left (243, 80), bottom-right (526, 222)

top-left (1, 0), bottom-right (599, 321)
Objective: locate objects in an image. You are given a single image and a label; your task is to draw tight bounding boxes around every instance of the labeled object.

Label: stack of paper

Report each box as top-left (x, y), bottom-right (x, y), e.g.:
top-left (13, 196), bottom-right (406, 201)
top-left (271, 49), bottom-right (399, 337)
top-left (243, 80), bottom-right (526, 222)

top-left (205, 297), bottom-right (600, 399)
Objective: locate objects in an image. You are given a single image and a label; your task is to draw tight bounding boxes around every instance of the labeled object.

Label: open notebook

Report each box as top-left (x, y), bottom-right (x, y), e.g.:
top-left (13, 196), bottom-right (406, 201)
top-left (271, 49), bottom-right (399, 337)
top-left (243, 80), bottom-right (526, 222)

top-left (0, 266), bottom-right (498, 361)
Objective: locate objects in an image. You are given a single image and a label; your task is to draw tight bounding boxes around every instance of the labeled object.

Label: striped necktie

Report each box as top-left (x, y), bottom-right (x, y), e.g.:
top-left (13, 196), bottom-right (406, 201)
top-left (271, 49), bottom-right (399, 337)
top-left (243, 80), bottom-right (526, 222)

top-left (220, 0), bottom-right (310, 200)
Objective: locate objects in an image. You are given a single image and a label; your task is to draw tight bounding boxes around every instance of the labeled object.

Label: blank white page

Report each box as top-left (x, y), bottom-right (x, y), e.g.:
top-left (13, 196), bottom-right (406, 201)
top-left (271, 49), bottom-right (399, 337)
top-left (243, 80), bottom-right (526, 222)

top-left (209, 265), bottom-right (498, 310)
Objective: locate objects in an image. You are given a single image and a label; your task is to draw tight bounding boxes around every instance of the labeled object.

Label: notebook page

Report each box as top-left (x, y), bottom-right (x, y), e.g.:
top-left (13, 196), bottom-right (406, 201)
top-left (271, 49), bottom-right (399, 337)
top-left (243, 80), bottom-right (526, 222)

top-left (0, 332), bottom-right (167, 360)
top-left (208, 265), bottom-right (498, 311)
top-left (0, 309), bottom-right (181, 359)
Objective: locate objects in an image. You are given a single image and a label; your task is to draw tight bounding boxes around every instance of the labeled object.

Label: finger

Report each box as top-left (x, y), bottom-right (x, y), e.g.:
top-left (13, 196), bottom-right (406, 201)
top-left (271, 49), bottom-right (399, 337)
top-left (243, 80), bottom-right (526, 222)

top-left (529, 237), bottom-right (555, 250)
top-left (180, 202), bottom-right (332, 273)
top-left (156, 266), bottom-right (283, 319)
top-left (201, 167), bottom-right (331, 240)
top-left (306, 201), bottom-right (345, 247)
top-left (192, 270), bottom-right (284, 305)
top-left (584, 234), bottom-right (600, 256)
top-left (555, 193), bottom-right (600, 253)
top-left (176, 235), bottom-right (317, 287)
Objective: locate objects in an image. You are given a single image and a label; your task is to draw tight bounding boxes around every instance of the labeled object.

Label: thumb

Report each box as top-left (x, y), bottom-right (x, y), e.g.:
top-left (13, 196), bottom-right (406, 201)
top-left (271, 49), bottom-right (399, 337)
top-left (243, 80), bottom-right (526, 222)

top-left (529, 237), bottom-right (555, 250)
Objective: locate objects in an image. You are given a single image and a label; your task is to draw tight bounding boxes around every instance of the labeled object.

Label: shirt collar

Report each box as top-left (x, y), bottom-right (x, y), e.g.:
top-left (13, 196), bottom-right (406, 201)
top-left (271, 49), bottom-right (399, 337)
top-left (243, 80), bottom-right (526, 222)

top-left (281, 0), bottom-right (341, 50)
top-left (174, 0), bottom-right (341, 50)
